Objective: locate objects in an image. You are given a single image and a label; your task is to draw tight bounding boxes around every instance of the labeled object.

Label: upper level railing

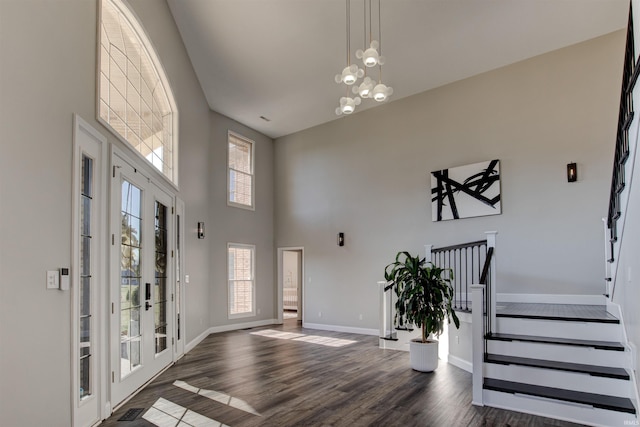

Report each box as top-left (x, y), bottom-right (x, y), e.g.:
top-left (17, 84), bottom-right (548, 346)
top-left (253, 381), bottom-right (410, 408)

top-left (379, 232), bottom-right (497, 343)
top-left (430, 240), bottom-right (488, 312)
top-left (606, 5), bottom-right (636, 296)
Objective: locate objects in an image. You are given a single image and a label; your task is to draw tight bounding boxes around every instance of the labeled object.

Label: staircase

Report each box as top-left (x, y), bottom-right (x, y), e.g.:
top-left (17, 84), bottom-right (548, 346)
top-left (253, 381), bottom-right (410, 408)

top-left (480, 302), bottom-right (636, 426)
top-left (378, 233), bottom-right (638, 425)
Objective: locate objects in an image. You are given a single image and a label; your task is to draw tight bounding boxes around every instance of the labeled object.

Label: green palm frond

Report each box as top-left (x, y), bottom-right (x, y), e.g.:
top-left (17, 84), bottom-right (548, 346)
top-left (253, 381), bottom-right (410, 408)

top-left (384, 252), bottom-right (460, 343)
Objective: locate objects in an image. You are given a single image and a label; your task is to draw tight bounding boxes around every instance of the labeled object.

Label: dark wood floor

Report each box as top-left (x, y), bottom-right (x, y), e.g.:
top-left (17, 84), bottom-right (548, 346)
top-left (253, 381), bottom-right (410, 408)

top-left (102, 320), bottom-right (581, 427)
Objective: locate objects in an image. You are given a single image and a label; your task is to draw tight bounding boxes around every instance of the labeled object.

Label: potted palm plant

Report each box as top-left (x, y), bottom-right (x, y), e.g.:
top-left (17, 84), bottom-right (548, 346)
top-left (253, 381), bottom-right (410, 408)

top-left (384, 251), bottom-right (460, 372)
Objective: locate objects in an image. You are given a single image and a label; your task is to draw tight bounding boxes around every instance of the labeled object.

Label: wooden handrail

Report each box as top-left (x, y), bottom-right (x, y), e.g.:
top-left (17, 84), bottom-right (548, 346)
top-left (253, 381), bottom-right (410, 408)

top-left (480, 247), bottom-right (494, 285)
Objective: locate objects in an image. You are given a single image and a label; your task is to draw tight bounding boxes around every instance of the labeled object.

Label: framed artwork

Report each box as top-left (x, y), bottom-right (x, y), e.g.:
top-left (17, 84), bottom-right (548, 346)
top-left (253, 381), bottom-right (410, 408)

top-left (431, 159), bottom-right (501, 221)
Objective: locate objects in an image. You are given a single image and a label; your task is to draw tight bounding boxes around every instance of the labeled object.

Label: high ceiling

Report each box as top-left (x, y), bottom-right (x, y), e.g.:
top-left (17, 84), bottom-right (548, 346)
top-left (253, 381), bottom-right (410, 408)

top-left (166, 0), bottom-right (628, 139)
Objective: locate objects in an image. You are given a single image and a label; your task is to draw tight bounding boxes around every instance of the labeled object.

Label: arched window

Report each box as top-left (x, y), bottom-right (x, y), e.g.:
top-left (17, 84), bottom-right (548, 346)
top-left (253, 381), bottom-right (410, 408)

top-left (98, 0), bottom-right (178, 184)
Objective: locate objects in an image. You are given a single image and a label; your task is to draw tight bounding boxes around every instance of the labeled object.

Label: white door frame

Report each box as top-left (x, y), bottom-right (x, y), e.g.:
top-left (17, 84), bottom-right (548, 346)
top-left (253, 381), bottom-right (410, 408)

top-left (276, 247), bottom-right (304, 325)
top-left (174, 198), bottom-right (186, 359)
top-left (71, 115), bottom-right (108, 426)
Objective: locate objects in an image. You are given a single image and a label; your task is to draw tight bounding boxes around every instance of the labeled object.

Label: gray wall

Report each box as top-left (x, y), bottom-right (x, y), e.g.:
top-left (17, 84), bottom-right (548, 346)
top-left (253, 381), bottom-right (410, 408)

top-left (0, 0), bottom-right (274, 424)
top-left (274, 31), bottom-right (625, 332)
top-left (208, 111), bottom-right (275, 327)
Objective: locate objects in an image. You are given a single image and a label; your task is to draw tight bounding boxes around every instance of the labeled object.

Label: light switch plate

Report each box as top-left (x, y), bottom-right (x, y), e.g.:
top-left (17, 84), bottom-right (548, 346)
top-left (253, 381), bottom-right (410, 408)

top-left (46, 270), bottom-right (59, 289)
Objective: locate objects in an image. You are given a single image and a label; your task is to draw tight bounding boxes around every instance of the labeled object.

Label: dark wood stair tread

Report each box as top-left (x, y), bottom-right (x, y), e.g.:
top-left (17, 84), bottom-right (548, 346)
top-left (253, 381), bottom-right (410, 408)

top-left (495, 303), bottom-right (619, 324)
top-left (380, 334), bottom-right (398, 341)
top-left (484, 378), bottom-right (636, 414)
top-left (485, 353), bottom-right (629, 379)
top-left (487, 333), bottom-right (625, 351)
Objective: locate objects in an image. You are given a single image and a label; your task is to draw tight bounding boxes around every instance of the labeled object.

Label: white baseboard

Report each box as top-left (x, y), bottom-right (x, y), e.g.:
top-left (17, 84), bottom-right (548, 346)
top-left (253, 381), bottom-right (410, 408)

top-left (497, 293), bottom-right (606, 305)
top-left (208, 318), bottom-right (278, 334)
top-left (185, 319), bottom-right (278, 353)
top-left (448, 354), bottom-right (472, 373)
top-left (185, 328), bottom-right (211, 354)
top-left (303, 322), bottom-right (379, 336)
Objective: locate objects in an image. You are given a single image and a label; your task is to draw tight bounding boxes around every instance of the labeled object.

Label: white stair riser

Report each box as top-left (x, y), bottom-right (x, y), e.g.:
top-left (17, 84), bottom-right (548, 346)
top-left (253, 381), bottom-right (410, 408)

top-left (484, 363), bottom-right (631, 398)
top-left (496, 318), bottom-right (622, 342)
top-left (482, 389), bottom-right (636, 427)
top-left (487, 340), bottom-right (630, 368)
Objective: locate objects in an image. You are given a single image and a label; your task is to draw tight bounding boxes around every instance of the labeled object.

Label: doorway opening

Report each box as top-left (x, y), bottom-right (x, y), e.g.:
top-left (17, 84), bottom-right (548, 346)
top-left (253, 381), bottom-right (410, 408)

top-left (277, 248), bottom-right (304, 324)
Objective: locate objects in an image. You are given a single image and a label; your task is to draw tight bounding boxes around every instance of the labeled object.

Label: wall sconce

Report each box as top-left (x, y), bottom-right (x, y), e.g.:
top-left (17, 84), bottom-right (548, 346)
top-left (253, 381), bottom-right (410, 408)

top-left (567, 163), bottom-right (577, 183)
top-left (337, 232), bottom-right (344, 247)
top-left (197, 222), bottom-right (205, 239)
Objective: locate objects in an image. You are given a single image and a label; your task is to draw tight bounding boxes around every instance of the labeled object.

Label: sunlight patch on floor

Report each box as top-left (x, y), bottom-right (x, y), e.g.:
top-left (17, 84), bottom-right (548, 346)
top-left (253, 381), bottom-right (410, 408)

top-left (173, 380), bottom-right (261, 416)
top-left (250, 329), bottom-right (357, 347)
top-left (142, 397), bottom-right (227, 427)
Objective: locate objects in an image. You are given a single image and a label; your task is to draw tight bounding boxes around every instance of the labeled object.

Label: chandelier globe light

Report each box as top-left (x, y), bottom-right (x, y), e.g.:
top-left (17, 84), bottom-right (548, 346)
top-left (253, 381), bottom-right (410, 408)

top-left (335, 96), bottom-right (362, 116)
top-left (335, 64), bottom-right (364, 85)
top-left (335, 0), bottom-right (392, 115)
top-left (372, 82), bottom-right (393, 102)
top-left (356, 40), bottom-right (385, 68)
top-left (353, 76), bottom-right (374, 98)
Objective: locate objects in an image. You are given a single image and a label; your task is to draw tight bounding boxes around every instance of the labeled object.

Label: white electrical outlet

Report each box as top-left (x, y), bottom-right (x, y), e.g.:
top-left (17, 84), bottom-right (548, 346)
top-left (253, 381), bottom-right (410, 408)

top-left (318, 311), bottom-right (322, 318)
top-left (358, 314), bottom-right (363, 320)
top-left (257, 308), bottom-right (261, 315)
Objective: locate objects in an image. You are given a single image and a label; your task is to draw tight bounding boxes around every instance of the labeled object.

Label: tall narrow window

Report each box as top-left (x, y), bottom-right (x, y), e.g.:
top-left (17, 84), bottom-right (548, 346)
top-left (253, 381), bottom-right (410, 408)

top-left (228, 132), bottom-right (254, 210)
top-left (98, 0), bottom-right (178, 184)
top-left (228, 244), bottom-right (255, 318)
top-left (79, 154), bottom-right (93, 400)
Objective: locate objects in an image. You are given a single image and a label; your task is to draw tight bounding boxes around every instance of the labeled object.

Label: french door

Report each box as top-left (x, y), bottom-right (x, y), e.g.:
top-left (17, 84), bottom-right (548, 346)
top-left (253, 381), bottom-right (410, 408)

top-left (110, 152), bottom-right (174, 406)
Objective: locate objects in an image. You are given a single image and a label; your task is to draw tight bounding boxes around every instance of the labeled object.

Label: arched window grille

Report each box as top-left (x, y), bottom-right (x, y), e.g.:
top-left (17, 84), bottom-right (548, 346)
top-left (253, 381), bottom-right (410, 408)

top-left (98, 0), bottom-right (178, 184)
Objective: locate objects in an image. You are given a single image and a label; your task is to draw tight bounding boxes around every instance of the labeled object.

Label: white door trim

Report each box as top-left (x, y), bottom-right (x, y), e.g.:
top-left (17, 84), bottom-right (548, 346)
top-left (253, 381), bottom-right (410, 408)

top-left (71, 114), bottom-right (108, 426)
top-left (276, 247), bottom-right (304, 325)
top-left (174, 198), bottom-right (186, 359)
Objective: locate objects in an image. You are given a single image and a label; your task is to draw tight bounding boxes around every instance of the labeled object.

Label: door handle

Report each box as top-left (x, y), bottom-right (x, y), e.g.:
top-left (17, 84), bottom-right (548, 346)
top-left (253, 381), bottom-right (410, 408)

top-left (145, 301), bottom-right (152, 311)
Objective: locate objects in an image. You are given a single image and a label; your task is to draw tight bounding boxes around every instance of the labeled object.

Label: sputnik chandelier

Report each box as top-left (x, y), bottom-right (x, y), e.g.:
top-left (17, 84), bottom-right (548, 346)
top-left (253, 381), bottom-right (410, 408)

top-left (335, 0), bottom-right (393, 116)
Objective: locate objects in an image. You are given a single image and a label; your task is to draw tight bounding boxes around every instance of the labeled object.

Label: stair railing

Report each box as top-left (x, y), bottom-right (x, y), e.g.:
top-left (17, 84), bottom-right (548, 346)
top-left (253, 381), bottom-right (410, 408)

top-left (378, 232), bottom-right (497, 350)
top-left (428, 240), bottom-right (487, 312)
top-left (427, 231), bottom-right (497, 326)
top-left (605, 5), bottom-right (636, 299)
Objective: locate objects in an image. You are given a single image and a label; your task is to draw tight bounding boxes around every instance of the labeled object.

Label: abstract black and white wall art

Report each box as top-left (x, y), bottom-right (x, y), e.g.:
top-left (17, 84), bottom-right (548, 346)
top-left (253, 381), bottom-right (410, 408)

top-left (431, 159), bottom-right (501, 221)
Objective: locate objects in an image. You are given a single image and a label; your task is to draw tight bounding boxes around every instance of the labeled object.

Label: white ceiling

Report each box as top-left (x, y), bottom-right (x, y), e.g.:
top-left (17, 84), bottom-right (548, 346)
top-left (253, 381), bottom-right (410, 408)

top-left (166, 0), bottom-right (628, 139)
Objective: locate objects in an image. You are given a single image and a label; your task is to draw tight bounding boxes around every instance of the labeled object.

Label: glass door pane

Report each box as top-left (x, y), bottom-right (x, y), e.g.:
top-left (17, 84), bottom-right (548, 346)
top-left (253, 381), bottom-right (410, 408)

top-left (79, 155), bottom-right (93, 399)
top-left (154, 201), bottom-right (168, 354)
top-left (120, 179), bottom-right (142, 378)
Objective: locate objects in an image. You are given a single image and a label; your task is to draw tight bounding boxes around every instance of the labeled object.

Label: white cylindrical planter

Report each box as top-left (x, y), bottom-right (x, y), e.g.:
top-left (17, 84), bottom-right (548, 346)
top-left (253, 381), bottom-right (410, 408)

top-left (409, 339), bottom-right (439, 372)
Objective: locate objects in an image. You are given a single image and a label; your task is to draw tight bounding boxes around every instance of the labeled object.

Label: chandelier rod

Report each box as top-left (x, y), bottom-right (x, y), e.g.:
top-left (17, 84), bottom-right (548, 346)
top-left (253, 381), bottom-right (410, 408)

top-left (378, 0), bottom-right (382, 54)
top-left (346, 0), bottom-right (351, 65)
top-left (368, 0), bottom-right (373, 44)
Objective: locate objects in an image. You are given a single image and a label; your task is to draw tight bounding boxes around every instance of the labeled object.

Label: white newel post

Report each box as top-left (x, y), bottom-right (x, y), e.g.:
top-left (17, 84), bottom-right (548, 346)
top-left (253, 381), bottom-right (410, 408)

top-left (424, 244), bottom-right (433, 263)
top-left (471, 284), bottom-right (485, 406)
top-left (485, 231), bottom-right (497, 334)
top-left (378, 281), bottom-right (388, 340)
